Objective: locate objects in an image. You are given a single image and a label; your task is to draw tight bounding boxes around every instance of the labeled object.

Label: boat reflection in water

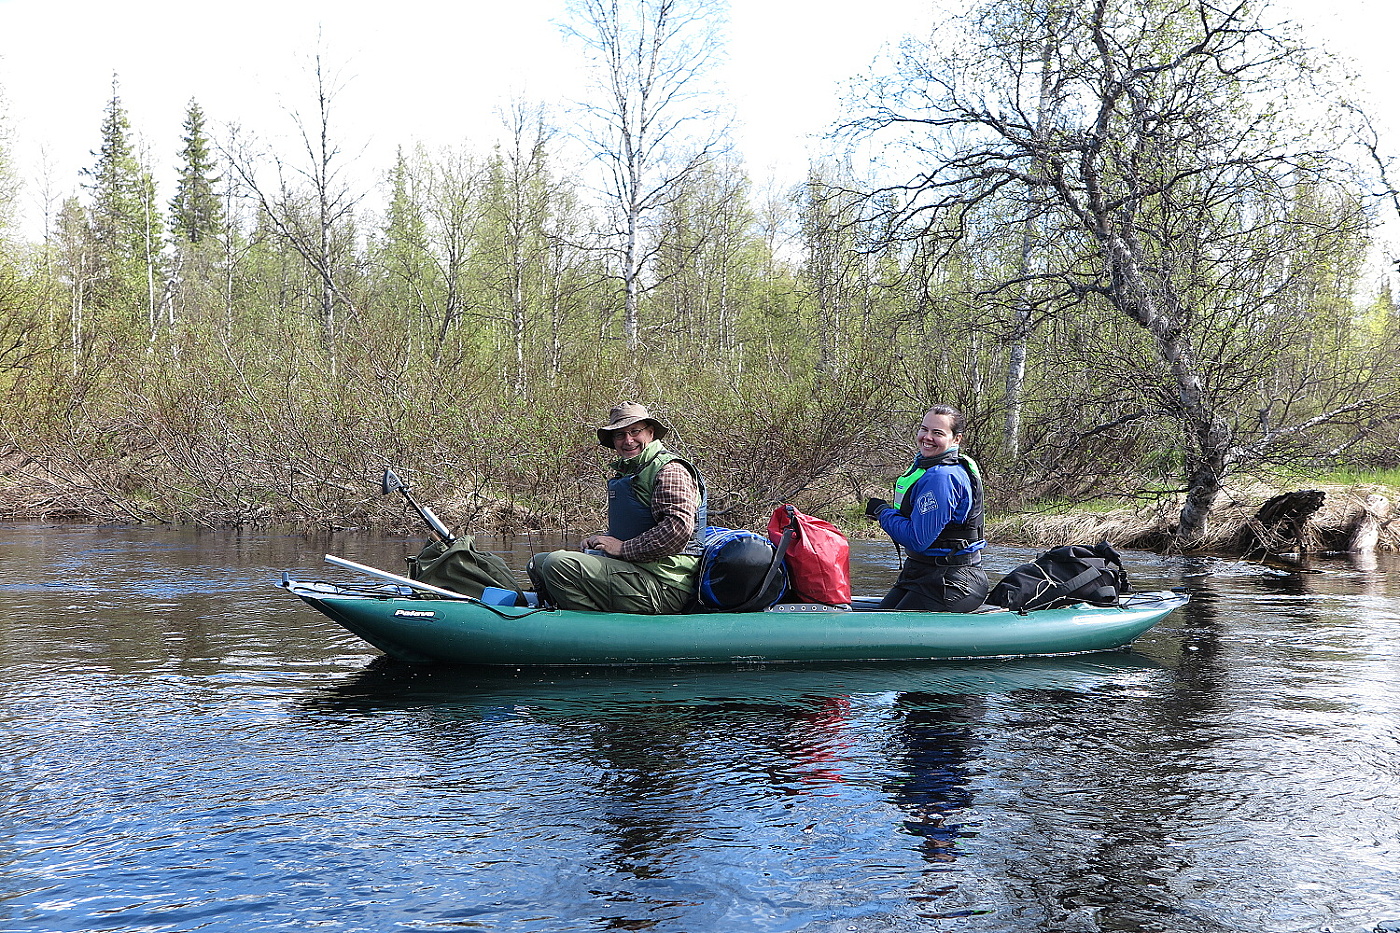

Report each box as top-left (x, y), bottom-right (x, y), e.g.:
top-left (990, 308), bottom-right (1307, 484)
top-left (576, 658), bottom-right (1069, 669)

top-left (305, 652), bottom-right (1167, 912)
top-left (307, 652), bottom-right (1168, 717)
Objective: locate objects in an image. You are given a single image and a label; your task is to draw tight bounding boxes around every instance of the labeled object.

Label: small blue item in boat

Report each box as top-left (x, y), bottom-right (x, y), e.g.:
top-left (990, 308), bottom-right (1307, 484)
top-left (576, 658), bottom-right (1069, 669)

top-left (480, 586), bottom-right (519, 606)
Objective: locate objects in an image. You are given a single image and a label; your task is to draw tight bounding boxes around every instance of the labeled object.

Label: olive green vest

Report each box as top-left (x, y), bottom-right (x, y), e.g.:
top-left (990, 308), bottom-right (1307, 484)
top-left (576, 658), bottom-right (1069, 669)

top-left (607, 441), bottom-right (705, 591)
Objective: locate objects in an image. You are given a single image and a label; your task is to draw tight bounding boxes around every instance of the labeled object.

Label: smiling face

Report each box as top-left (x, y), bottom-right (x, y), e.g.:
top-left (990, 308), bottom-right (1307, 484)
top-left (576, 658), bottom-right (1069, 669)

top-left (610, 422), bottom-right (656, 459)
top-left (915, 411), bottom-right (962, 459)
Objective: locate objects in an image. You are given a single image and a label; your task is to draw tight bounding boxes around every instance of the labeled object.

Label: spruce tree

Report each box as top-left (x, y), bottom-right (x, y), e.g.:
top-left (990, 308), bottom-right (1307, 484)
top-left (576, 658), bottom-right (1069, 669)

top-left (81, 75), bottom-right (165, 326)
top-left (85, 78), bottom-right (141, 256)
top-left (170, 100), bottom-right (222, 245)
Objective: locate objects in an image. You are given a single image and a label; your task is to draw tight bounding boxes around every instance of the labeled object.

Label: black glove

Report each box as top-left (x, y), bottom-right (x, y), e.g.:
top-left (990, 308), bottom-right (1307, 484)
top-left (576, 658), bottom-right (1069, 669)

top-left (864, 497), bottom-right (889, 518)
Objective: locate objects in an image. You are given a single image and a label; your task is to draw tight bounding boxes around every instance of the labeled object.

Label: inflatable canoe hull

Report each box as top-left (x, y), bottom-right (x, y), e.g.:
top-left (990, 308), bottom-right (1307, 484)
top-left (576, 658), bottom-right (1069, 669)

top-left (282, 578), bottom-right (1188, 666)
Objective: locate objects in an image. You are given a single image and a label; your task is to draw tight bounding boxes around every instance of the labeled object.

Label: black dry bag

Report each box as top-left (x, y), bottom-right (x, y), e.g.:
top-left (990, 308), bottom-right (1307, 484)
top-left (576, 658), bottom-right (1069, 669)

top-left (696, 528), bottom-right (788, 612)
top-left (986, 541), bottom-right (1131, 612)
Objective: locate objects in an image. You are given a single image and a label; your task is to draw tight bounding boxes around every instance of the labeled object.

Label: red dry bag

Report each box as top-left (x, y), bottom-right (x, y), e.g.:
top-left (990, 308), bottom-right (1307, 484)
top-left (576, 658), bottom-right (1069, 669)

top-left (767, 504), bottom-right (851, 607)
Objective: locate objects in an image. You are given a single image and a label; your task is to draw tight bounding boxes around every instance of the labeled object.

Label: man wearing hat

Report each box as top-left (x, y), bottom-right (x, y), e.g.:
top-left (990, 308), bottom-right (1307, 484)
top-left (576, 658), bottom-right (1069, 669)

top-left (527, 402), bottom-right (708, 613)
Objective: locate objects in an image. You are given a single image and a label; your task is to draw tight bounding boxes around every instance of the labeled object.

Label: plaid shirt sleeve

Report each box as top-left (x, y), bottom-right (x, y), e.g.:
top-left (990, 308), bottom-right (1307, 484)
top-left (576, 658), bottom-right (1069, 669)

top-left (618, 462), bottom-right (699, 563)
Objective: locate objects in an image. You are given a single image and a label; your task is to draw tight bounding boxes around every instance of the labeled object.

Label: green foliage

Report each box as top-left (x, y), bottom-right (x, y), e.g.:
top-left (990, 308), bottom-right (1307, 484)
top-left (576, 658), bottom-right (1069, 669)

top-left (2, 33), bottom-right (1399, 536)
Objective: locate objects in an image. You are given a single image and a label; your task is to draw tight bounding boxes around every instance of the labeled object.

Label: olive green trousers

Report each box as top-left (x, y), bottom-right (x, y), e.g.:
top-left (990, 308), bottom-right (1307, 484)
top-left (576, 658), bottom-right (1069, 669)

top-left (527, 550), bottom-right (693, 614)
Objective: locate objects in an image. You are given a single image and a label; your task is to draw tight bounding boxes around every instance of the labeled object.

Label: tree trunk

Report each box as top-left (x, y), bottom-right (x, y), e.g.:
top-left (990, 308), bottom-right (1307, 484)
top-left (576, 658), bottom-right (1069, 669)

top-left (1098, 229), bottom-right (1232, 546)
top-left (624, 215), bottom-right (640, 349)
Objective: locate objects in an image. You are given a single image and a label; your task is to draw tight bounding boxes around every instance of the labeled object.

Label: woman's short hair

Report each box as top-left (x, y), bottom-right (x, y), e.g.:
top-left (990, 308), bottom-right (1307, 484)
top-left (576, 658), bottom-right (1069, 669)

top-left (927, 404), bottom-right (966, 436)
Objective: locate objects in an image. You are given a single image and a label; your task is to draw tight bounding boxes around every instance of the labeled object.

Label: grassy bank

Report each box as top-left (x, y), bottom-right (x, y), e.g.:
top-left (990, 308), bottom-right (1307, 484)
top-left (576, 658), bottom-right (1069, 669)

top-left (5, 432), bottom-right (1396, 558)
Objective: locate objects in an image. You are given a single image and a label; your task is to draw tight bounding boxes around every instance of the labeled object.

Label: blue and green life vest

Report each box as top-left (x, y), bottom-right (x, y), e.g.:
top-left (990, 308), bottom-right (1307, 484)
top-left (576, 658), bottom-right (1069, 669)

top-left (891, 448), bottom-right (985, 563)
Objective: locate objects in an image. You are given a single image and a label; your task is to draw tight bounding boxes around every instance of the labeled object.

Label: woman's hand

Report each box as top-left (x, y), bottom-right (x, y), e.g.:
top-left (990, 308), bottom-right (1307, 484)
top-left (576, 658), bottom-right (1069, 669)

top-left (864, 497), bottom-right (890, 518)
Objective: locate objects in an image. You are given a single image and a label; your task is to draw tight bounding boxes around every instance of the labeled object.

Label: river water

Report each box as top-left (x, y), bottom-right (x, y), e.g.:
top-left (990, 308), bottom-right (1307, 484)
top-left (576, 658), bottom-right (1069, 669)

top-left (1, 522), bottom-right (1398, 933)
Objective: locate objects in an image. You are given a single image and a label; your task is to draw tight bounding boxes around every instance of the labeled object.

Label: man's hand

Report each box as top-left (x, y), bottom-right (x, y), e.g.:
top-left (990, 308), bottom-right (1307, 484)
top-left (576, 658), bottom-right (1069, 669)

top-left (864, 497), bottom-right (889, 518)
top-left (584, 534), bottom-right (625, 557)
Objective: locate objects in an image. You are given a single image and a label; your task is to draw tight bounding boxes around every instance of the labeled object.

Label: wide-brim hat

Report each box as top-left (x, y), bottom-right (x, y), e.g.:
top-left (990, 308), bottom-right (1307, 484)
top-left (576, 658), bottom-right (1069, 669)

top-left (596, 402), bottom-right (670, 446)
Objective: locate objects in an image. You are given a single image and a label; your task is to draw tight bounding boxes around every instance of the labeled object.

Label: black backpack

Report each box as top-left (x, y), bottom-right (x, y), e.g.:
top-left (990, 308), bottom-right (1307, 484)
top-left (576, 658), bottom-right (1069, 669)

top-left (986, 541), bottom-right (1131, 613)
top-left (695, 528), bottom-right (789, 612)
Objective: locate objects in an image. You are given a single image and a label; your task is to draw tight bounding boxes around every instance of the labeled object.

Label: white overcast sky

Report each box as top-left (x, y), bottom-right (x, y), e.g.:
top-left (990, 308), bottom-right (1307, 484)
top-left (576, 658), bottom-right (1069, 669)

top-left (1, 0), bottom-right (1397, 243)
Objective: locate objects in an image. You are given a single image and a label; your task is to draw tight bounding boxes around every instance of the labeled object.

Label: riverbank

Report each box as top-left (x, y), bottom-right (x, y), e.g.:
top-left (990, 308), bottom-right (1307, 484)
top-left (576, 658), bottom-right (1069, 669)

top-left (984, 480), bottom-right (1400, 557)
top-left (3, 441), bottom-right (1395, 558)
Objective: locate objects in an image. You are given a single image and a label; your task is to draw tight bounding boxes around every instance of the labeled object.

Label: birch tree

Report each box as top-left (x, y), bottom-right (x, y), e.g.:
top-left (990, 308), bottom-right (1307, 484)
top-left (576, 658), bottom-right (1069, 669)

top-left (650, 156), bottom-right (756, 359)
top-left (226, 54), bottom-right (363, 365)
top-left (0, 81), bottom-right (18, 236)
top-left (564, 0), bottom-right (731, 348)
top-left (375, 147), bottom-right (437, 355)
top-left (480, 102), bottom-right (558, 393)
top-left (799, 169), bottom-right (863, 375)
top-left (420, 145), bottom-right (485, 362)
top-left (846, 0), bottom-right (1391, 546)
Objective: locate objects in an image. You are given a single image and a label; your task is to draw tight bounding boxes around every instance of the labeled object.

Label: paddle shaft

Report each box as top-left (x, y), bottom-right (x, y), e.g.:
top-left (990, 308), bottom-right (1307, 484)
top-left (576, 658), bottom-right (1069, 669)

top-left (324, 554), bottom-right (476, 601)
top-left (399, 492), bottom-right (453, 544)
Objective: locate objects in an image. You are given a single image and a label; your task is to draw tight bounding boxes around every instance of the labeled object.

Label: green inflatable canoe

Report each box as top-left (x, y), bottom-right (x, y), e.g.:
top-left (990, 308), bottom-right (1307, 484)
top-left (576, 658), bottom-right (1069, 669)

top-left (281, 571), bottom-right (1188, 667)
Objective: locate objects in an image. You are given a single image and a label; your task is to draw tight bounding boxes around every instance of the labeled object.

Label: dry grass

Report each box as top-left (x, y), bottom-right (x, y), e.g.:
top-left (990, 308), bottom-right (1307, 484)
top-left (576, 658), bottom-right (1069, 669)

top-left (989, 480), bottom-right (1400, 555)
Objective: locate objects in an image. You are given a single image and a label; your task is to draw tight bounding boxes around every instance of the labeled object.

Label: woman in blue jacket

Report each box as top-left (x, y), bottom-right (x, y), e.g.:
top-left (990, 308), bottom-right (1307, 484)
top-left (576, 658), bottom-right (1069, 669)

top-left (865, 405), bottom-right (988, 612)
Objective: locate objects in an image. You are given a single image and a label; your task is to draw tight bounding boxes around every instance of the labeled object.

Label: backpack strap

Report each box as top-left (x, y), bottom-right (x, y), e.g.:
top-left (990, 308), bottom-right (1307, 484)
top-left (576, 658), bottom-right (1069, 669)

top-left (1058, 564), bottom-right (1105, 596)
top-left (731, 508), bottom-right (799, 613)
top-left (1058, 557), bottom-right (1120, 604)
top-left (764, 507), bottom-right (800, 582)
